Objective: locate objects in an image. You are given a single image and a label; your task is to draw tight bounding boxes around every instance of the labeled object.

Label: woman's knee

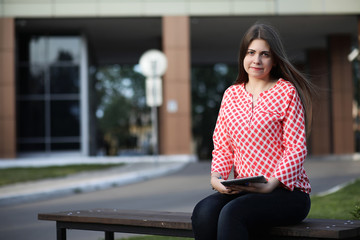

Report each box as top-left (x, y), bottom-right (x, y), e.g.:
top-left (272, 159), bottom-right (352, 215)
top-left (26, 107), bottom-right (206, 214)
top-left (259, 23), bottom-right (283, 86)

top-left (192, 195), bottom-right (218, 224)
top-left (217, 202), bottom-right (249, 240)
top-left (192, 194), bottom-right (227, 240)
top-left (191, 199), bottom-right (208, 224)
top-left (218, 200), bottom-right (247, 225)
top-left (192, 193), bottom-right (234, 226)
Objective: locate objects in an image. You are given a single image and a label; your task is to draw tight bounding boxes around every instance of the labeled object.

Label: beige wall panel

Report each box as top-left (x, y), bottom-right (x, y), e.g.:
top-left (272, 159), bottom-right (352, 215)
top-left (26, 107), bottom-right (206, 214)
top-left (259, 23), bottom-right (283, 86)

top-left (233, 0), bottom-right (275, 15)
top-left (162, 17), bottom-right (189, 48)
top-left (163, 49), bottom-right (190, 83)
top-left (0, 18), bottom-right (14, 50)
top-left (0, 86), bottom-right (7, 118)
top-left (161, 115), bottom-right (191, 153)
top-left (324, 0), bottom-right (360, 13)
top-left (144, 1), bottom-right (187, 15)
top-left (0, 51), bottom-right (14, 85)
top-left (189, 1), bottom-right (231, 15)
top-left (99, 2), bottom-right (143, 16)
top-left (163, 82), bottom-right (191, 115)
top-left (3, 3), bottom-right (51, 17)
top-left (55, 0), bottom-right (96, 2)
top-left (329, 35), bottom-right (354, 154)
top-left (1, 0), bottom-right (360, 16)
top-left (0, 85), bottom-right (15, 118)
top-left (0, 120), bottom-right (5, 156)
top-left (331, 92), bottom-right (352, 119)
top-left (54, 2), bottom-right (98, 16)
top-left (307, 49), bottom-right (331, 155)
top-left (0, 18), bottom-right (16, 158)
top-left (278, 0), bottom-right (360, 14)
top-left (311, 125), bottom-right (330, 154)
top-left (160, 16), bottom-right (192, 155)
top-left (3, 0), bottom-right (51, 2)
top-left (0, 119), bottom-right (16, 158)
top-left (332, 118), bottom-right (354, 153)
top-left (277, 0), bottom-right (324, 14)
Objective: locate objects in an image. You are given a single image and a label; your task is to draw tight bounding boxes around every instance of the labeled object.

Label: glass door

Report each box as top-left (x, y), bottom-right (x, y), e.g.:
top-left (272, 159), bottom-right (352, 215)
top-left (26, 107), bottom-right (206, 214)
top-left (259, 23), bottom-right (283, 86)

top-left (17, 36), bottom-right (84, 155)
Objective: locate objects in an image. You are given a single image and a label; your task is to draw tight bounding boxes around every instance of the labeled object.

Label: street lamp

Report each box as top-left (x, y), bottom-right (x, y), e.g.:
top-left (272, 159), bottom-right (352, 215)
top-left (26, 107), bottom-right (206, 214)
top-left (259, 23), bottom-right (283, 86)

top-left (139, 49), bottom-right (168, 156)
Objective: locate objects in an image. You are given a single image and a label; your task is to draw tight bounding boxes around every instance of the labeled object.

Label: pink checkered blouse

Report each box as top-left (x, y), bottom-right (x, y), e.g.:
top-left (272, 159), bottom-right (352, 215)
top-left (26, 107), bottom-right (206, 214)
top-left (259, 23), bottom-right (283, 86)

top-left (211, 78), bottom-right (311, 193)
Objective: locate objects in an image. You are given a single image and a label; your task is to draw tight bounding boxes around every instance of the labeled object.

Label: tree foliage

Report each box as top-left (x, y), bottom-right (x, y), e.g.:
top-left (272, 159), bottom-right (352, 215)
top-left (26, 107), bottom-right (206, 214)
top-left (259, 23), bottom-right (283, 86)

top-left (191, 64), bottom-right (237, 160)
top-left (95, 65), bottom-right (149, 155)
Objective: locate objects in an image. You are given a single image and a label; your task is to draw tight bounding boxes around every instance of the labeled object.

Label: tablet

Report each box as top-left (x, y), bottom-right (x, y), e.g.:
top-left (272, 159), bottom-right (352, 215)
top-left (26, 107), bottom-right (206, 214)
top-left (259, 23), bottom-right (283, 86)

top-left (221, 175), bottom-right (267, 187)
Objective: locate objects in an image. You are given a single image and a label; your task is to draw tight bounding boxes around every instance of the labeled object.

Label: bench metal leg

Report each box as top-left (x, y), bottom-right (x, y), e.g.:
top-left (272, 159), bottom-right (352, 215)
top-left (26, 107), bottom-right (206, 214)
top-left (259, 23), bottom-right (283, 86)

top-left (105, 231), bottom-right (114, 240)
top-left (56, 222), bottom-right (66, 240)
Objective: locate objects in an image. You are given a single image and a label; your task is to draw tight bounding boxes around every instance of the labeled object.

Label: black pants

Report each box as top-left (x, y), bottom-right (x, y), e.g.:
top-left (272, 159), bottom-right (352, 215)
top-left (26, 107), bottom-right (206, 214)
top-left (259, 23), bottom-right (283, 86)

top-left (191, 188), bottom-right (310, 240)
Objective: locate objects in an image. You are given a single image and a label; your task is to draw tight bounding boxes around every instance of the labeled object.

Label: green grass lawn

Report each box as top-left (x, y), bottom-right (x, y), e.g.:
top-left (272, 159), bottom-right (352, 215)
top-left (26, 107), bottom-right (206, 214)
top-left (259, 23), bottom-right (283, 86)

top-left (0, 163), bottom-right (124, 187)
top-left (308, 178), bottom-right (360, 220)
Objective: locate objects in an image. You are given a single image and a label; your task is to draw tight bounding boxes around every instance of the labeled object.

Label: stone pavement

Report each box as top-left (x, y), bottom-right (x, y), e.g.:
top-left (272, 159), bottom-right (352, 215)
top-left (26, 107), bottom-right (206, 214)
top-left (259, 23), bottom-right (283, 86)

top-left (0, 154), bottom-right (360, 206)
top-left (304, 155), bottom-right (360, 195)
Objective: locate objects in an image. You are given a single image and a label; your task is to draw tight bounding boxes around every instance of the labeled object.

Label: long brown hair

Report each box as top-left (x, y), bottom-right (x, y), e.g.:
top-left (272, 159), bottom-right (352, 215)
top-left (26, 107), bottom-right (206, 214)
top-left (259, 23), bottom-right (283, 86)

top-left (235, 23), bottom-right (316, 135)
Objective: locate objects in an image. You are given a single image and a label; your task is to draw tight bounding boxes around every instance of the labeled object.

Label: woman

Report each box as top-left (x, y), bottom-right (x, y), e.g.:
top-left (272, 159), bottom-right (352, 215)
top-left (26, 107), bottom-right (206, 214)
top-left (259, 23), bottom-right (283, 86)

top-left (191, 23), bottom-right (315, 240)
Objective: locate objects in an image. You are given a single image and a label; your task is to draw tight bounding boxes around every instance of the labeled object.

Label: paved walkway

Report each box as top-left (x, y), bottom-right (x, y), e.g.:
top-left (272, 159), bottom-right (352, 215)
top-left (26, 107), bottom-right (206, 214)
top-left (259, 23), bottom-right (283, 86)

top-left (0, 154), bottom-right (360, 206)
top-left (304, 155), bottom-right (360, 195)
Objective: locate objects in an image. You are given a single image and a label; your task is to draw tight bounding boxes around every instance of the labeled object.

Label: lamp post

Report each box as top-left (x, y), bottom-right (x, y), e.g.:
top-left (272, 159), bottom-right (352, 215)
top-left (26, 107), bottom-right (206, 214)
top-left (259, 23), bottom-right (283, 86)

top-left (139, 49), bottom-right (167, 156)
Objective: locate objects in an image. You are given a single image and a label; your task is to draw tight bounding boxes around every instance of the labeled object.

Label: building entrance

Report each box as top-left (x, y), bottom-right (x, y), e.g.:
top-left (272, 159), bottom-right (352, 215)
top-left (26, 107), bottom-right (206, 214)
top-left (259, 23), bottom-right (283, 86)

top-left (17, 36), bottom-right (83, 155)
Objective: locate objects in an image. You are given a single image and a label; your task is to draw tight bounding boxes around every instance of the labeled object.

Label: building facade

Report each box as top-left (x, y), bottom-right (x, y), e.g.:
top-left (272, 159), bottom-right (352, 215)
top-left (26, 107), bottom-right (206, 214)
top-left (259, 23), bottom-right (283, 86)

top-left (1, 0), bottom-right (360, 159)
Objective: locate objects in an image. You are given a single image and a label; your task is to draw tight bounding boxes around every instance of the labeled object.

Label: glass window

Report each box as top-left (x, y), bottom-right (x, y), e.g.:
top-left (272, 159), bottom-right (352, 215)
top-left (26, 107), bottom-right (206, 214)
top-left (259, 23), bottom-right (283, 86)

top-left (50, 65), bottom-right (79, 94)
top-left (17, 100), bottom-right (45, 138)
top-left (48, 37), bottom-right (81, 64)
top-left (29, 37), bottom-right (81, 64)
top-left (18, 143), bottom-right (45, 152)
top-left (51, 100), bottom-right (80, 137)
top-left (51, 142), bottom-right (80, 151)
top-left (17, 65), bottom-right (45, 95)
top-left (17, 35), bottom-right (82, 154)
top-left (29, 37), bottom-right (47, 65)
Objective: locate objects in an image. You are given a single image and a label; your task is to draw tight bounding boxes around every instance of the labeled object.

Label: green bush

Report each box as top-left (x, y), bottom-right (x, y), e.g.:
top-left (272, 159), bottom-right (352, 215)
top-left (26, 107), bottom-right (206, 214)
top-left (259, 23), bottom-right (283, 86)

top-left (351, 202), bottom-right (360, 220)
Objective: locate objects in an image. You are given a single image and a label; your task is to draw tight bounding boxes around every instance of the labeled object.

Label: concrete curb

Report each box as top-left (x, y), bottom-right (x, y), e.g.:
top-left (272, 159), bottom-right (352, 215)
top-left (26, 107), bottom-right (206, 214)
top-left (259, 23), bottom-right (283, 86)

top-left (316, 178), bottom-right (358, 197)
top-left (0, 154), bottom-right (197, 168)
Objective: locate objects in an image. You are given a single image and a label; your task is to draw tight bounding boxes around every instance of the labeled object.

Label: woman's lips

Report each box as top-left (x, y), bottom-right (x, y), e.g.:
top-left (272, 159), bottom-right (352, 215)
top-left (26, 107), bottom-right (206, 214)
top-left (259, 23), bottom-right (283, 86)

top-left (250, 67), bottom-right (263, 71)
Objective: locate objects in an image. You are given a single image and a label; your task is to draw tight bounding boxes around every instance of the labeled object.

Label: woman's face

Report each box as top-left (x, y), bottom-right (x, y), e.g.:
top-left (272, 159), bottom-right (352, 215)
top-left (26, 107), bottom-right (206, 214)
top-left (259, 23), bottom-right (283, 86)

top-left (243, 39), bottom-right (275, 81)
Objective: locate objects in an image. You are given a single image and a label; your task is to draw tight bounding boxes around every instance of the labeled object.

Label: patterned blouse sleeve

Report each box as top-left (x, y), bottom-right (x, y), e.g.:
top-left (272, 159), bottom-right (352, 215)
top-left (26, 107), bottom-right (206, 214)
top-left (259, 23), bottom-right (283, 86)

top-left (211, 88), bottom-right (234, 180)
top-left (273, 87), bottom-right (307, 191)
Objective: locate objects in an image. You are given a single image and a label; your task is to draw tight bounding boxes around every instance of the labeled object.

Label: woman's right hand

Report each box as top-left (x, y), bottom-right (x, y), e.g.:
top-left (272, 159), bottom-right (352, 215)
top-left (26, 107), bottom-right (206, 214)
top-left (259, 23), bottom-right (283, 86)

top-left (211, 174), bottom-right (240, 195)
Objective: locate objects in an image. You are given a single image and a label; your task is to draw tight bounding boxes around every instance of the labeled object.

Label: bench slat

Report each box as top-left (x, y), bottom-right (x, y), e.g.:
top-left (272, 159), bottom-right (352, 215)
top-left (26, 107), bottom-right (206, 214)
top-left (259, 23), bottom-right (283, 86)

top-left (38, 209), bottom-right (360, 240)
top-left (39, 209), bottom-right (192, 230)
top-left (269, 219), bottom-right (360, 239)
top-left (57, 221), bottom-right (194, 238)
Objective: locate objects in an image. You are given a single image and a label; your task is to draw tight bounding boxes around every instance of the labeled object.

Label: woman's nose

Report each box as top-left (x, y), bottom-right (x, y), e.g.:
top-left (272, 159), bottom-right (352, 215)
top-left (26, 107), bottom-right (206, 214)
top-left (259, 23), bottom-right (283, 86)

top-left (253, 54), bottom-right (261, 64)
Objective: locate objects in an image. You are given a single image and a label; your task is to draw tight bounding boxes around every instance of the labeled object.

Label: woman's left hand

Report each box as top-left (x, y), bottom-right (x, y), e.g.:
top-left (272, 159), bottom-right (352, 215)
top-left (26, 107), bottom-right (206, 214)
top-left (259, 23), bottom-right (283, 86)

top-left (226, 177), bottom-right (280, 194)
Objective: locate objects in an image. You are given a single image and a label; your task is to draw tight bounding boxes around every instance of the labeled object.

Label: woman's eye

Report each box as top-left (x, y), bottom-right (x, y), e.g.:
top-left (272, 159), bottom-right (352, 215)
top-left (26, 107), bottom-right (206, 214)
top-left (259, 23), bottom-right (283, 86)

top-left (262, 52), bottom-right (270, 57)
top-left (247, 51), bottom-right (255, 55)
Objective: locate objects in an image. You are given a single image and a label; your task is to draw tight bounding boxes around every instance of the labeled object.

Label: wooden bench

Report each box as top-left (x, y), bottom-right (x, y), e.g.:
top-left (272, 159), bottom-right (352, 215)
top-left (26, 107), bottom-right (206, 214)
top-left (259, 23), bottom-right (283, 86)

top-left (38, 209), bottom-right (360, 240)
